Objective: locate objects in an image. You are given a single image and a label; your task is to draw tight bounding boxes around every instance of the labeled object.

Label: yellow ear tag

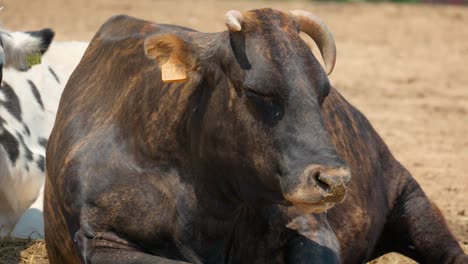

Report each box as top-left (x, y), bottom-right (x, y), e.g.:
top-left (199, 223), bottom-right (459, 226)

top-left (26, 52), bottom-right (42, 67)
top-left (161, 56), bottom-right (187, 83)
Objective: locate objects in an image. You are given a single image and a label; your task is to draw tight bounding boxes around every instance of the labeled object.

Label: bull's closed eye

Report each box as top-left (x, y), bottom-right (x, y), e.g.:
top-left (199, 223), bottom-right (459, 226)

top-left (246, 88), bottom-right (274, 101)
top-left (245, 88), bottom-right (283, 125)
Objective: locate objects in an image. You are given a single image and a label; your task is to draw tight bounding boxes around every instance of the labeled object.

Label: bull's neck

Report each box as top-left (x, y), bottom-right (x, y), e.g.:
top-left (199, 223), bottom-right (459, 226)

top-left (131, 33), bottom-right (229, 171)
top-left (131, 80), bottom-right (198, 170)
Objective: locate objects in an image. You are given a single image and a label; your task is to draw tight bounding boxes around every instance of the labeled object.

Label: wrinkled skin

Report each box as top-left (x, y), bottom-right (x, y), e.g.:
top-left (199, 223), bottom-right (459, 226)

top-left (44, 9), bottom-right (467, 264)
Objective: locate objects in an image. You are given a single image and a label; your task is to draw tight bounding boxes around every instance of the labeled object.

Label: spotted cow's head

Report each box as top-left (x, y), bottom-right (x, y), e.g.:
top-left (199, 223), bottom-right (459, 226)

top-left (0, 28), bottom-right (54, 82)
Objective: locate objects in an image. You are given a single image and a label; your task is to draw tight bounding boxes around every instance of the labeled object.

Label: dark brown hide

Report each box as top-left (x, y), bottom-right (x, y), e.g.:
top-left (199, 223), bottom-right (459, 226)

top-left (44, 9), bottom-right (467, 264)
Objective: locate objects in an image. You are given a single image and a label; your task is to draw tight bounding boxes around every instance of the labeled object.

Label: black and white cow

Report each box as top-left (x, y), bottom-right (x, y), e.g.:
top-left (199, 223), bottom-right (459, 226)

top-left (0, 27), bottom-right (87, 238)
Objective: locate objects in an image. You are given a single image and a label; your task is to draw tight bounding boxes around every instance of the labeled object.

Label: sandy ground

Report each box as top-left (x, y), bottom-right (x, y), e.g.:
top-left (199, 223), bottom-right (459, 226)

top-left (1, 0), bottom-right (467, 263)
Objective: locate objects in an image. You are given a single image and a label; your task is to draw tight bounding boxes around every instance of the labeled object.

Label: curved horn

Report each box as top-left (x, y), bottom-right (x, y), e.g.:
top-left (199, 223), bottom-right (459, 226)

top-left (290, 10), bottom-right (336, 75)
top-left (225, 10), bottom-right (243, 32)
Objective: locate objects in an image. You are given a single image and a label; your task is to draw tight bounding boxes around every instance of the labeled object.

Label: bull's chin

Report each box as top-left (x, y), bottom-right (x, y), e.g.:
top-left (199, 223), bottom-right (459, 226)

top-left (292, 202), bottom-right (335, 214)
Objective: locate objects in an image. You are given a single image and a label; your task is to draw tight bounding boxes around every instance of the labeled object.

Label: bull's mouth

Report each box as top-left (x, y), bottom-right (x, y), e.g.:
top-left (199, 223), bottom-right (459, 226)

top-left (291, 201), bottom-right (335, 214)
top-left (283, 190), bottom-right (346, 214)
top-left (284, 189), bottom-right (346, 213)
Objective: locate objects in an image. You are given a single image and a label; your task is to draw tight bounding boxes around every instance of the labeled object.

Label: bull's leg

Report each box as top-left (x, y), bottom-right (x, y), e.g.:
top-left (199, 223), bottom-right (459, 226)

top-left (74, 229), bottom-right (194, 264)
top-left (374, 175), bottom-right (467, 264)
top-left (285, 213), bottom-right (341, 264)
top-left (84, 250), bottom-right (190, 264)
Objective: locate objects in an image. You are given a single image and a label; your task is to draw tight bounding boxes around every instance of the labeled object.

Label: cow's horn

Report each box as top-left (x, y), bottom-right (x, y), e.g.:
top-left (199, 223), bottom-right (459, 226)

top-left (290, 10), bottom-right (336, 75)
top-left (225, 10), bottom-right (243, 32)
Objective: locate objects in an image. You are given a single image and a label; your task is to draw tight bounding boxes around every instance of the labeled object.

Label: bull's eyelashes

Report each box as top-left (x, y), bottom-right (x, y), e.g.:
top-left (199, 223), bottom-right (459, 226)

top-left (245, 88), bottom-right (283, 125)
top-left (245, 88), bottom-right (274, 101)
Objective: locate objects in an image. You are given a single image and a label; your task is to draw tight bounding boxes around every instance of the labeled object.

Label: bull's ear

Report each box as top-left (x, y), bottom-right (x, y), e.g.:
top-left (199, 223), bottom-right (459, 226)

top-left (1, 28), bottom-right (54, 71)
top-left (144, 34), bottom-right (196, 83)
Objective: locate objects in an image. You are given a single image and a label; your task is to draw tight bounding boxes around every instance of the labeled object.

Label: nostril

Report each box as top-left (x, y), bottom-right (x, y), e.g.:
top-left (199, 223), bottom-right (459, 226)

top-left (313, 171), bottom-right (331, 193)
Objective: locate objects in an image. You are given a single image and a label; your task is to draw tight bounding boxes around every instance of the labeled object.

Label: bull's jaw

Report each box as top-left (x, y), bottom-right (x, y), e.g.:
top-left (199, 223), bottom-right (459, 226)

top-left (283, 185), bottom-right (347, 214)
top-left (282, 184), bottom-right (347, 214)
top-left (292, 202), bottom-right (335, 214)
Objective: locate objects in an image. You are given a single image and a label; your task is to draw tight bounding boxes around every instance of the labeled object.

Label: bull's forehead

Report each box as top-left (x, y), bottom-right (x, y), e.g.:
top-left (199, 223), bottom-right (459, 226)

top-left (241, 9), bottom-right (312, 67)
top-left (239, 11), bottom-right (319, 92)
top-left (243, 8), bottom-right (297, 33)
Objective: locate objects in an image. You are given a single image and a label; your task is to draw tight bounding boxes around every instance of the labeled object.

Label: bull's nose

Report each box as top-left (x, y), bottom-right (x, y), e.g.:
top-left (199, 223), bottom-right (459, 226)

top-left (283, 164), bottom-right (351, 213)
top-left (311, 165), bottom-right (351, 196)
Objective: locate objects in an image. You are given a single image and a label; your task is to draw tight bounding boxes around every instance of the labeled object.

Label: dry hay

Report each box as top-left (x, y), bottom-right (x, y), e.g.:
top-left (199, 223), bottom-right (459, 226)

top-left (0, 238), bottom-right (466, 264)
top-left (0, 237), bottom-right (48, 264)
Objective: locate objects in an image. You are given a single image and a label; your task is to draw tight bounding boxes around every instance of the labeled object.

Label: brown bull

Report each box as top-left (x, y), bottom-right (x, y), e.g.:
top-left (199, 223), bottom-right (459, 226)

top-left (44, 8), bottom-right (467, 264)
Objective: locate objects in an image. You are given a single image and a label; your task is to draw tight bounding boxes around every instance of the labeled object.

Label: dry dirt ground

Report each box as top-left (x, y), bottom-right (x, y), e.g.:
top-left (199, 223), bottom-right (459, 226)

top-left (1, 0), bottom-right (467, 263)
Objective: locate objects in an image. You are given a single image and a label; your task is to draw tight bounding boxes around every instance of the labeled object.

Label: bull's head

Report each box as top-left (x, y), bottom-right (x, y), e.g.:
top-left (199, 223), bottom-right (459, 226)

top-left (144, 8), bottom-right (351, 213)
top-left (0, 27), bottom-right (54, 83)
